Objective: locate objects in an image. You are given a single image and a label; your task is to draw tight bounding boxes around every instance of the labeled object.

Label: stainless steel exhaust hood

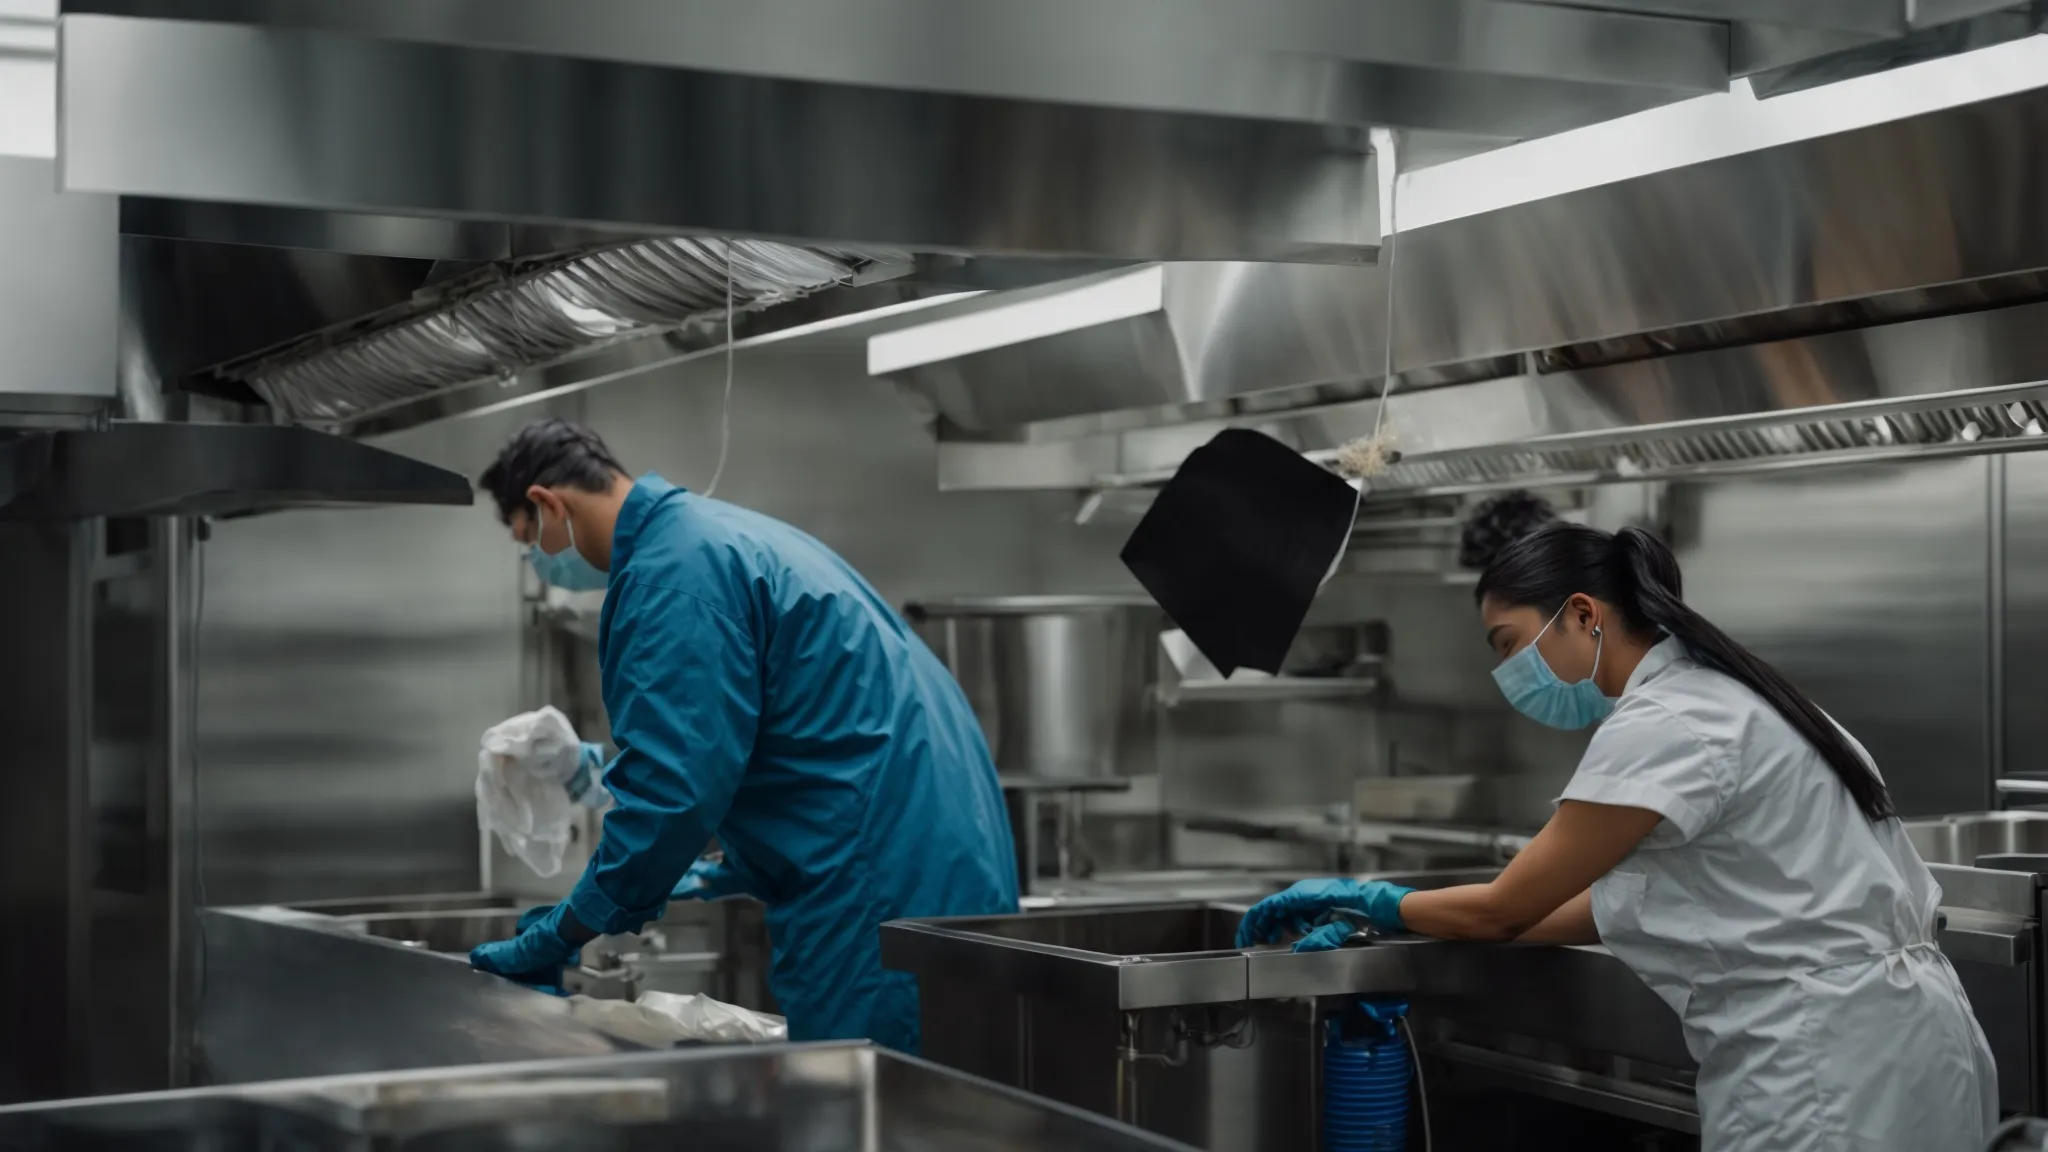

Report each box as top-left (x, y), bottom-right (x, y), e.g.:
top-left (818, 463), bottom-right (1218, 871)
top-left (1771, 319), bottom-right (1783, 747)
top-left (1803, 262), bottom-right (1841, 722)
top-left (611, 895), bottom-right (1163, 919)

top-left (932, 294), bottom-right (2048, 499)
top-left (884, 38), bottom-right (2048, 495)
top-left (64, 1), bottom-right (2032, 265)
top-left (59, 0), bottom-right (1405, 265)
top-left (54, 0), bottom-right (2048, 441)
top-left (0, 423), bottom-right (473, 519)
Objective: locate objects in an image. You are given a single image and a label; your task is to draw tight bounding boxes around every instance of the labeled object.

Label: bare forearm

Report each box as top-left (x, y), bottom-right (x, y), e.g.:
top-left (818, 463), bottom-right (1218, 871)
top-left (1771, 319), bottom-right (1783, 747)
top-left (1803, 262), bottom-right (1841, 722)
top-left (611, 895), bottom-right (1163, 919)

top-left (1398, 802), bottom-right (1660, 944)
top-left (1397, 883), bottom-right (1533, 942)
top-left (1515, 889), bottom-right (1597, 945)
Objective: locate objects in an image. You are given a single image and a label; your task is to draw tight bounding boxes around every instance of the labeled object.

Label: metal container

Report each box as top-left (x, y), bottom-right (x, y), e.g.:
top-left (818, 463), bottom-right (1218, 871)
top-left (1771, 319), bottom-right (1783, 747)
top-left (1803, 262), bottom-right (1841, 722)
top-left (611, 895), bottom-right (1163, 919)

top-left (881, 881), bottom-right (1697, 1152)
top-left (1906, 812), bottom-right (2048, 866)
top-left (904, 596), bottom-right (1163, 781)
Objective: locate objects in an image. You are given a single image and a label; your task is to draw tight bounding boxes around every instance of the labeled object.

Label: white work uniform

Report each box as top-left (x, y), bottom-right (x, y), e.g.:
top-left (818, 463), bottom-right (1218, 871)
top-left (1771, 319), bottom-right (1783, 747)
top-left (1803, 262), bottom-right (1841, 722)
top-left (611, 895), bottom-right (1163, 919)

top-left (1564, 637), bottom-right (1997, 1152)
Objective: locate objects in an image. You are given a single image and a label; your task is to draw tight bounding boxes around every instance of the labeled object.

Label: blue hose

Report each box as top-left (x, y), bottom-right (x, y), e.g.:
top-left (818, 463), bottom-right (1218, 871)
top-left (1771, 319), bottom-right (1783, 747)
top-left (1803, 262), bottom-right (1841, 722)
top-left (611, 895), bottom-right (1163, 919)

top-left (1324, 999), bottom-right (1411, 1152)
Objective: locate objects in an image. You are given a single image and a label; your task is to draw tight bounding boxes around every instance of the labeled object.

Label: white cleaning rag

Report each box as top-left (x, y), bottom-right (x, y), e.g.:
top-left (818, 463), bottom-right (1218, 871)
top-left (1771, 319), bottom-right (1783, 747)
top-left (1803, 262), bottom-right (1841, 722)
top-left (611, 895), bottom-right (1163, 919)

top-left (475, 706), bottom-right (607, 877)
top-left (568, 993), bottom-right (787, 1047)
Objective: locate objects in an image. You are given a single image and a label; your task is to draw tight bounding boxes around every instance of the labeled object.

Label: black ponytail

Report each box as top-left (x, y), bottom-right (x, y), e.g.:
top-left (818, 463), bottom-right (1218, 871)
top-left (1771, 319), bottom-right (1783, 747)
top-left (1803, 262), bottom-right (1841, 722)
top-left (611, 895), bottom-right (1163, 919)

top-left (1477, 522), bottom-right (1896, 822)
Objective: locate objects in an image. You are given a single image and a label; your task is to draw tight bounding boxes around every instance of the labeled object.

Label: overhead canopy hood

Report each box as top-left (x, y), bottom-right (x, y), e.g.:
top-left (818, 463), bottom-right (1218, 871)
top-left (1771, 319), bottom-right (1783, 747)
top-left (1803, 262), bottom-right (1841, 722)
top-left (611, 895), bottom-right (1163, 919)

top-left (0, 424), bottom-right (473, 519)
top-left (60, 0), bottom-right (1405, 265)
top-left (60, 0), bottom-right (2048, 437)
top-left (62, 0), bottom-right (2041, 264)
top-left (875, 36), bottom-right (2048, 496)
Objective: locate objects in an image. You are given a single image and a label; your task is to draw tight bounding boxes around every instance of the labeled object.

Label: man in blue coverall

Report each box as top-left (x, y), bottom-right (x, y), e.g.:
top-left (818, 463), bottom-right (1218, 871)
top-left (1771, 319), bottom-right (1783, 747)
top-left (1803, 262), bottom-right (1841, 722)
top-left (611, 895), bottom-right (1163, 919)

top-left (467, 419), bottom-right (1019, 1051)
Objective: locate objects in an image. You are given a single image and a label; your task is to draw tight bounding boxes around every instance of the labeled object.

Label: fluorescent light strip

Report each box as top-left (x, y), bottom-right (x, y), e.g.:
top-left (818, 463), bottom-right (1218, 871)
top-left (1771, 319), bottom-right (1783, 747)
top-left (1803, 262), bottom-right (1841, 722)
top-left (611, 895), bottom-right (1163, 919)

top-left (866, 264), bottom-right (1166, 376)
top-left (1402, 35), bottom-right (2048, 232)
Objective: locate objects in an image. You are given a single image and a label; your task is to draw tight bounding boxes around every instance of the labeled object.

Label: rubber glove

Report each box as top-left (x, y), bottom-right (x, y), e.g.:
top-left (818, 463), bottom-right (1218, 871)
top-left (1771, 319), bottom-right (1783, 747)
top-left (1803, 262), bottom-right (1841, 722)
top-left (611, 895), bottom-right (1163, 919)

top-left (669, 857), bottom-right (748, 902)
top-left (1293, 918), bottom-right (1363, 953)
top-left (472, 903), bottom-right (582, 992)
top-left (1234, 879), bottom-right (1414, 948)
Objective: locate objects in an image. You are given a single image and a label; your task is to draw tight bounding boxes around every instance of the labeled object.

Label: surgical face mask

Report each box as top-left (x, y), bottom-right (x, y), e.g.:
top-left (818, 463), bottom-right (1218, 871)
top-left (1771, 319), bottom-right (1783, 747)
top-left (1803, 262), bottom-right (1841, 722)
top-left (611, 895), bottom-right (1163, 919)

top-left (527, 505), bottom-right (610, 592)
top-left (1491, 601), bottom-right (1613, 730)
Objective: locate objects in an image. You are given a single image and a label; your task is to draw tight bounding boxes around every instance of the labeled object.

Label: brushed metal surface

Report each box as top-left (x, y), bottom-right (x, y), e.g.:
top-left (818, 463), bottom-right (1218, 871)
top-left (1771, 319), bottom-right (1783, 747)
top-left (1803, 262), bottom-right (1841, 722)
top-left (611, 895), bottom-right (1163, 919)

top-left (192, 408), bottom-right (540, 906)
top-left (903, 52), bottom-right (2048, 485)
top-left (888, 888), bottom-right (1693, 1150)
top-left (0, 518), bottom-right (204, 1102)
top-left (195, 907), bottom-right (638, 1084)
top-left (2004, 452), bottom-right (2048, 786)
top-left (0, 1042), bottom-right (1201, 1152)
top-left (894, 261), bottom-right (1419, 436)
top-left (62, 0), bottom-right (1729, 135)
top-left (904, 597), bottom-right (1162, 782)
top-left (1392, 71), bottom-right (2048, 374)
top-left (1673, 461), bottom-right (1993, 818)
top-left (1907, 813), bottom-right (2048, 866)
top-left (60, 13), bottom-right (1380, 263)
top-left (932, 288), bottom-right (2048, 494)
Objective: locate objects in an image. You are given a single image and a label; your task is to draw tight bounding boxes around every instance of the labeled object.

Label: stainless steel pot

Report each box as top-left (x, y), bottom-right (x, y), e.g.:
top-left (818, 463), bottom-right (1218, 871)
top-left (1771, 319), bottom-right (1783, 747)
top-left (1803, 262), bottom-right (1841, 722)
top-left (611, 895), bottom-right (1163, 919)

top-left (904, 596), bottom-right (1164, 781)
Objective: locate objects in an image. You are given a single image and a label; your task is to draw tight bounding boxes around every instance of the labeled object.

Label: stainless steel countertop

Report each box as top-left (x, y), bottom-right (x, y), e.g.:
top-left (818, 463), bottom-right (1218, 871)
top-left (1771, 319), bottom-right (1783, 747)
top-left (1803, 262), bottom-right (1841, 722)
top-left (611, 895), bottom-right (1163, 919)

top-left (0, 1042), bottom-right (1198, 1151)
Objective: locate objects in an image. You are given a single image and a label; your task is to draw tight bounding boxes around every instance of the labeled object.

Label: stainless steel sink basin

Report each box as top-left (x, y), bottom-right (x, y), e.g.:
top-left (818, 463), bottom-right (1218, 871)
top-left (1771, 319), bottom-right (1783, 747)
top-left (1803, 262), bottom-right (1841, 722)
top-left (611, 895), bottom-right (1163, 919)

top-left (1904, 812), bottom-right (2048, 865)
top-left (339, 910), bottom-right (530, 954)
top-left (285, 894), bottom-right (530, 954)
top-left (270, 891), bottom-right (772, 1005)
top-left (964, 903), bottom-right (1249, 955)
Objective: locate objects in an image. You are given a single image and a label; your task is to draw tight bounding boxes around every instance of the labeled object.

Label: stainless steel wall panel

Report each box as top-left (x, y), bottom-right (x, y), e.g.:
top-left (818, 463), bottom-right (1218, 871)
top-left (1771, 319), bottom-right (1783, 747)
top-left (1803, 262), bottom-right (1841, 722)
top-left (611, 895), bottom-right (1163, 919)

top-left (1672, 462), bottom-right (1993, 817)
top-left (2001, 454), bottom-right (2048, 784)
top-left (192, 409), bottom-right (541, 904)
top-left (576, 334), bottom-right (1110, 603)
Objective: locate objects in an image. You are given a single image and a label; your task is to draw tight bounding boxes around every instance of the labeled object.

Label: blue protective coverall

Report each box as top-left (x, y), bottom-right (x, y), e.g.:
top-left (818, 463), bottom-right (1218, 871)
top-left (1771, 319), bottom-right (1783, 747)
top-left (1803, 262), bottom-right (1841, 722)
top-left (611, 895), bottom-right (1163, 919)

top-left (560, 475), bottom-right (1018, 1052)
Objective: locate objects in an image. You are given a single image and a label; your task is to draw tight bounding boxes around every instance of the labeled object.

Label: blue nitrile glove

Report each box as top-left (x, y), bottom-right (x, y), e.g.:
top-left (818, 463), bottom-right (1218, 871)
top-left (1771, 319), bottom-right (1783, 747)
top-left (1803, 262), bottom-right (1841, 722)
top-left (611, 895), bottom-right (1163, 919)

top-left (472, 903), bottom-right (581, 993)
top-left (669, 856), bottom-right (747, 902)
top-left (1294, 917), bottom-right (1362, 953)
top-left (1234, 879), bottom-right (1415, 948)
top-left (565, 742), bottom-right (609, 809)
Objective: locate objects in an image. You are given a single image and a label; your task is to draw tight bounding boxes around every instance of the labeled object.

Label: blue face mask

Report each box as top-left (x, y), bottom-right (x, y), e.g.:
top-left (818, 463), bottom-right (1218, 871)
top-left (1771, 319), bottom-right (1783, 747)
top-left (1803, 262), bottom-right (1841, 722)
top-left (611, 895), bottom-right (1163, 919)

top-left (527, 506), bottom-right (610, 592)
top-left (1491, 601), bottom-right (1613, 730)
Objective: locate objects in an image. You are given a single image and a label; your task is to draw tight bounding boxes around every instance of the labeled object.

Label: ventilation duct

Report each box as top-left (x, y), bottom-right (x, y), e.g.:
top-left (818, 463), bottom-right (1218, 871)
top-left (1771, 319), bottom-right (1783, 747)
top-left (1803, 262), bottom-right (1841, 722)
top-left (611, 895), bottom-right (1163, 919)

top-left (1357, 390), bottom-right (2048, 497)
top-left (220, 236), bottom-right (896, 425)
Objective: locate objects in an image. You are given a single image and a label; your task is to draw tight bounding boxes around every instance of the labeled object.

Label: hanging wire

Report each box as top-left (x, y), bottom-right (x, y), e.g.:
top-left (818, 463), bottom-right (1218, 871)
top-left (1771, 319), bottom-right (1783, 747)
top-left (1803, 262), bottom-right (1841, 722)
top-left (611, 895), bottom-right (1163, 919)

top-left (189, 521), bottom-right (210, 1078)
top-left (702, 242), bottom-right (737, 498)
top-left (1335, 132), bottom-right (1403, 479)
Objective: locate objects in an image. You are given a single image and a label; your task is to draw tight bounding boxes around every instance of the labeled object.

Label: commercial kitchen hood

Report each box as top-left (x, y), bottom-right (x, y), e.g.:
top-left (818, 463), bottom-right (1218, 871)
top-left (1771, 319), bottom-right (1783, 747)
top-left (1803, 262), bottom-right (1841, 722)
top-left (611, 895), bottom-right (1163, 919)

top-left (877, 35), bottom-right (2048, 497)
top-left (58, 0), bottom-right (2041, 265)
top-left (55, 0), bottom-right (2048, 438)
top-left (0, 423), bottom-right (473, 519)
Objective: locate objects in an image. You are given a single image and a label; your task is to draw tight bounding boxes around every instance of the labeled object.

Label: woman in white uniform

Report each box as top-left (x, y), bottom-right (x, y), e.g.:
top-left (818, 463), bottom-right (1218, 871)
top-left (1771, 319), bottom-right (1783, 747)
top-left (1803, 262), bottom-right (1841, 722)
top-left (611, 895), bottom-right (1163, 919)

top-left (1237, 522), bottom-right (1998, 1151)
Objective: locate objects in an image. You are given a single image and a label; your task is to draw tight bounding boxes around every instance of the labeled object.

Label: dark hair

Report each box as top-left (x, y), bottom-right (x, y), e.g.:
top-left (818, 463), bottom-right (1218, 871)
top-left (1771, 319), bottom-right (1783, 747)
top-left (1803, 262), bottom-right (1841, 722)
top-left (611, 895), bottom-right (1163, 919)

top-left (1459, 490), bottom-right (1557, 571)
top-left (478, 418), bottom-right (628, 525)
top-left (1476, 521), bottom-right (1895, 822)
